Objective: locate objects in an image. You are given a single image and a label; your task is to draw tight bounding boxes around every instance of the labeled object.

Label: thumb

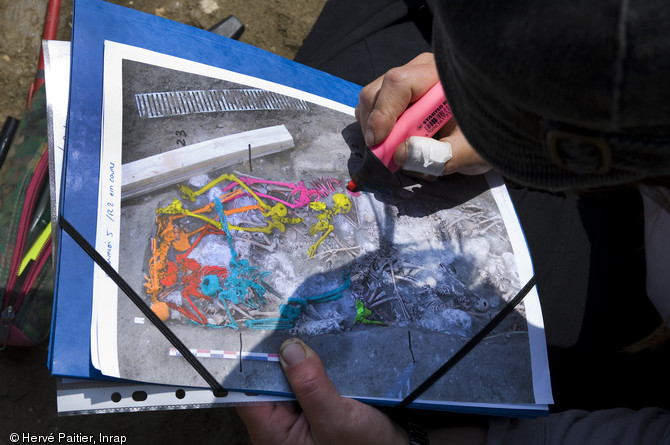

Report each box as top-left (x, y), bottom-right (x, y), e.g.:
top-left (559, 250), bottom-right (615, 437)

top-left (279, 338), bottom-right (410, 445)
top-left (279, 338), bottom-right (343, 431)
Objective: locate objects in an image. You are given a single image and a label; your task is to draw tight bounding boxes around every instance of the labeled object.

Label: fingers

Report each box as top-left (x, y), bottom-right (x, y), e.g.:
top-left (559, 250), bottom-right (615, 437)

top-left (278, 338), bottom-right (408, 445)
top-left (393, 128), bottom-right (491, 178)
top-left (439, 127), bottom-right (492, 176)
top-left (235, 339), bottom-right (335, 445)
top-left (237, 402), bottom-right (309, 445)
top-left (237, 338), bottom-right (399, 445)
top-left (356, 52), bottom-right (440, 147)
top-left (394, 136), bottom-right (453, 177)
top-left (278, 338), bottom-right (344, 433)
top-left (354, 52), bottom-right (491, 178)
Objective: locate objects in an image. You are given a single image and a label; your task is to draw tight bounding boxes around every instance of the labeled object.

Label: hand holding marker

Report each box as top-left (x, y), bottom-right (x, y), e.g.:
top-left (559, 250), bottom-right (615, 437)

top-left (347, 82), bottom-right (454, 192)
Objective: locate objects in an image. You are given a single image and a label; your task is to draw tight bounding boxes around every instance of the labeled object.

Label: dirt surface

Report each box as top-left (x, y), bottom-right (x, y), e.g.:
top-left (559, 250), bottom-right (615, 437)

top-left (0, 0), bottom-right (325, 443)
top-left (0, 0), bottom-right (325, 125)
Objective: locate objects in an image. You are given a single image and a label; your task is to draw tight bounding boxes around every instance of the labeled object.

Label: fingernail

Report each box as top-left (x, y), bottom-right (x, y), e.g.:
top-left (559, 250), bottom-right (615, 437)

top-left (280, 339), bottom-right (306, 366)
top-left (365, 129), bottom-right (375, 147)
top-left (393, 139), bottom-right (410, 166)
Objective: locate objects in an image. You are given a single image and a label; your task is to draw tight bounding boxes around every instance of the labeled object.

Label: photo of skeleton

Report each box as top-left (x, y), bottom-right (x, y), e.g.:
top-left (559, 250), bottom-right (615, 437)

top-left (93, 44), bottom-right (550, 409)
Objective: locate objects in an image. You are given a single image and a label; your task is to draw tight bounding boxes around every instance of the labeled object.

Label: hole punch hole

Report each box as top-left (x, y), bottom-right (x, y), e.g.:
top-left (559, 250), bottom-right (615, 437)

top-left (175, 389), bottom-right (186, 399)
top-left (213, 389), bottom-right (229, 398)
top-left (132, 390), bottom-right (148, 402)
top-left (111, 392), bottom-right (122, 403)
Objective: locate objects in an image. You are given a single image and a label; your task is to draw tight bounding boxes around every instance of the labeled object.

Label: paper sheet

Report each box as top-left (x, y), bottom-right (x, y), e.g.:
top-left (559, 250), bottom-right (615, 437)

top-left (91, 41), bottom-right (552, 413)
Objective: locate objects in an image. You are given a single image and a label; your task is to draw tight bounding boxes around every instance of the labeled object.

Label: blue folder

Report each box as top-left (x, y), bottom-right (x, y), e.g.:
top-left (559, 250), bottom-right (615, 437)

top-left (47, 2), bottom-right (550, 419)
top-left (48, 0), bottom-right (361, 379)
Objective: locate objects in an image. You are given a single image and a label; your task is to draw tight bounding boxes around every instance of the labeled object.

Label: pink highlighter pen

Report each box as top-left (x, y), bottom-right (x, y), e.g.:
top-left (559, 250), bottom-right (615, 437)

top-left (347, 82), bottom-right (453, 192)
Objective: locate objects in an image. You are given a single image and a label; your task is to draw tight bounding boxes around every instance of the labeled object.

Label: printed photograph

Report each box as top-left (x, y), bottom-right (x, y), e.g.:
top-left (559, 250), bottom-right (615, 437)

top-left (94, 45), bottom-right (546, 408)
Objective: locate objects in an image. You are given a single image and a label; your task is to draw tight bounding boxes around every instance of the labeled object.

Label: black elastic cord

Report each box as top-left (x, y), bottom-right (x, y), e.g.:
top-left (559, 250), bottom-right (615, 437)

top-left (398, 274), bottom-right (537, 408)
top-left (59, 216), bottom-right (227, 395)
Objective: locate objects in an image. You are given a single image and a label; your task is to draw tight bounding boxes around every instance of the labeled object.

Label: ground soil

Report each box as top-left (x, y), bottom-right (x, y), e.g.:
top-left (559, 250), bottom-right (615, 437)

top-left (0, 0), bottom-right (325, 125)
top-left (0, 0), bottom-right (325, 443)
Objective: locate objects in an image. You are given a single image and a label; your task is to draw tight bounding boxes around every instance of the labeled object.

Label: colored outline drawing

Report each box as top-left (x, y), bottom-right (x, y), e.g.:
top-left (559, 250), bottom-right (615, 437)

top-left (144, 172), bottom-right (356, 331)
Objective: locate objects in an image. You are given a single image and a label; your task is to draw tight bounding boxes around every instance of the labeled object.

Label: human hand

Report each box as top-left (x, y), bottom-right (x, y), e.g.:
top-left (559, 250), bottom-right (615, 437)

top-left (236, 338), bottom-right (408, 445)
top-left (355, 53), bottom-right (491, 178)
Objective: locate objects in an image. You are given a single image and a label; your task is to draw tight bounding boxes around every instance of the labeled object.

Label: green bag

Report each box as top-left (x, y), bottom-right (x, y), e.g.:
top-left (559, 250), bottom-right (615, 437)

top-left (0, 87), bottom-right (54, 348)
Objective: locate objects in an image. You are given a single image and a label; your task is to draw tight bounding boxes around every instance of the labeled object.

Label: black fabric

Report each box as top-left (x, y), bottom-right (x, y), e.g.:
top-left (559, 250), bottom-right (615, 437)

top-left (431, 1), bottom-right (670, 190)
top-left (295, 0), bottom-right (670, 411)
top-left (294, 0), bottom-right (434, 86)
top-left (508, 184), bottom-right (670, 411)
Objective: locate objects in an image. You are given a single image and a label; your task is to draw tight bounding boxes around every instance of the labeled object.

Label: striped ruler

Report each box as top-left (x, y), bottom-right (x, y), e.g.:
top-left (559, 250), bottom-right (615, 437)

top-left (135, 89), bottom-right (310, 118)
top-left (169, 347), bottom-right (279, 362)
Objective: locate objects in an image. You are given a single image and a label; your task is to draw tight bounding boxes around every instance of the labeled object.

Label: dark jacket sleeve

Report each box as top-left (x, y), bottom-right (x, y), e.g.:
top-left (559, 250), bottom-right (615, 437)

top-left (487, 408), bottom-right (670, 445)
